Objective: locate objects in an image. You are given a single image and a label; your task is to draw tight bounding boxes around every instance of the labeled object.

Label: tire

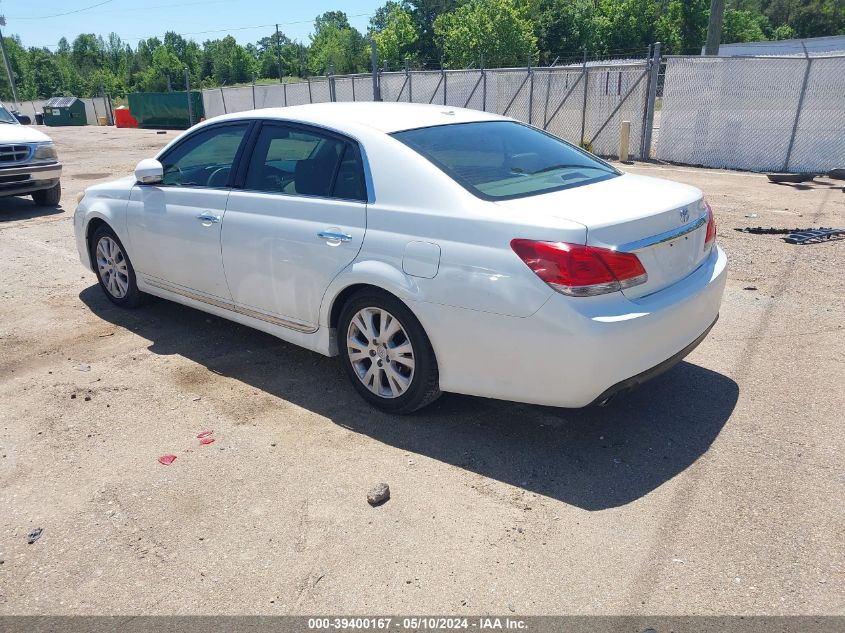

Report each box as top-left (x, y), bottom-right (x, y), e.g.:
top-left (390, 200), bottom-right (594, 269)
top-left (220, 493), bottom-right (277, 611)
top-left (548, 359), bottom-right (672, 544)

top-left (338, 289), bottom-right (441, 414)
top-left (90, 224), bottom-right (146, 308)
top-left (32, 181), bottom-right (61, 206)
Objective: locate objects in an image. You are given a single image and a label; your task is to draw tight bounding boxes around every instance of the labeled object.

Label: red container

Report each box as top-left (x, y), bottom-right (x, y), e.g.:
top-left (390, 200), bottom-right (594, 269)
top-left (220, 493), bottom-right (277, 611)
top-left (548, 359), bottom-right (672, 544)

top-left (114, 107), bottom-right (139, 128)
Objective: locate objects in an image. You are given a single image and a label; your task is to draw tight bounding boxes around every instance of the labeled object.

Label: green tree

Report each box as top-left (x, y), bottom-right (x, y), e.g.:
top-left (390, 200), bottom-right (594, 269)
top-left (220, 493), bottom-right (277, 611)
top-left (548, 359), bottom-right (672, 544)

top-left (309, 11), bottom-right (367, 74)
top-left (369, 1), bottom-right (403, 33)
top-left (372, 5), bottom-right (420, 67)
top-left (722, 9), bottom-right (770, 42)
top-left (406, 0), bottom-right (458, 64)
top-left (434, 0), bottom-right (538, 68)
top-left (530, 0), bottom-right (596, 62)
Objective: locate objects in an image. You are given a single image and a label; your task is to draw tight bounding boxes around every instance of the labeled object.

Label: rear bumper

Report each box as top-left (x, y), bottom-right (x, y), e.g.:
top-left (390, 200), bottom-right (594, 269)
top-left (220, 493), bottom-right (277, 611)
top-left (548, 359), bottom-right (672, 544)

top-left (0, 162), bottom-right (62, 197)
top-left (588, 314), bottom-right (718, 406)
top-left (413, 245), bottom-right (728, 408)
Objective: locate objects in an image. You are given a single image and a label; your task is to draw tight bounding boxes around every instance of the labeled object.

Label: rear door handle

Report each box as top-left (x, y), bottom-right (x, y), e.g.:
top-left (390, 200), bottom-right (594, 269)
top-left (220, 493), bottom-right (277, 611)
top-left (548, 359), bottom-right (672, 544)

top-left (318, 231), bottom-right (352, 243)
top-left (197, 212), bottom-right (221, 224)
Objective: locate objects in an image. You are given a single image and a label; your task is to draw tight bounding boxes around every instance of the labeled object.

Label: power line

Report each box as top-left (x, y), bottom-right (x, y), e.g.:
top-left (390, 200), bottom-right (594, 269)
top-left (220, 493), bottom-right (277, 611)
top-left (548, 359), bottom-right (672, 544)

top-left (9, 0), bottom-right (116, 20)
top-left (8, 0), bottom-right (226, 19)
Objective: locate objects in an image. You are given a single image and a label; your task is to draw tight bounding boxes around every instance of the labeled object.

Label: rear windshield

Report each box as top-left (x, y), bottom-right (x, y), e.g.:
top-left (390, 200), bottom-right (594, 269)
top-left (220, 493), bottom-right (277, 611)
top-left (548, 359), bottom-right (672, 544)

top-left (392, 121), bottom-right (619, 201)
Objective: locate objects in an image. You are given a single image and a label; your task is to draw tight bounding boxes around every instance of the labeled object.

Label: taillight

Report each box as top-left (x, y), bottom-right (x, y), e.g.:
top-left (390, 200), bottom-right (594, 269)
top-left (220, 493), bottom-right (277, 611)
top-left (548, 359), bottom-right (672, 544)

top-left (510, 239), bottom-right (648, 297)
top-left (704, 200), bottom-right (716, 249)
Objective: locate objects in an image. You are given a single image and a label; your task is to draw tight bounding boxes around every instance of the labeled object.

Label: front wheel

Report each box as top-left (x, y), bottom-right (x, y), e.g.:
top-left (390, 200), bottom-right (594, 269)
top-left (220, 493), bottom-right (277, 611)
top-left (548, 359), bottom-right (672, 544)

top-left (32, 181), bottom-right (61, 206)
top-left (338, 290), bottom-right (441, 414)
top-left (90, 225), bottom-right (146, 308)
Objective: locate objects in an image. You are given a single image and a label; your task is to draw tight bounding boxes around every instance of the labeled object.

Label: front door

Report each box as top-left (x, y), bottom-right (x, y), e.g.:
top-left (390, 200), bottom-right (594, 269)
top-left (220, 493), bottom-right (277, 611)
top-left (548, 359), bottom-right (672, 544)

top-left (126, 122), bottom-right (251, 300)
top-left (222, 122), bottom-right (368, 328)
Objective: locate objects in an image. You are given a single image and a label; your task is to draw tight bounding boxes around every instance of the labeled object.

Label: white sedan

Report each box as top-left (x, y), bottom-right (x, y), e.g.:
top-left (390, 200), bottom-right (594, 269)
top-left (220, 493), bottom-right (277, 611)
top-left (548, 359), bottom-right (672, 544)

top-left (74, 102), bottom-right (727, 413)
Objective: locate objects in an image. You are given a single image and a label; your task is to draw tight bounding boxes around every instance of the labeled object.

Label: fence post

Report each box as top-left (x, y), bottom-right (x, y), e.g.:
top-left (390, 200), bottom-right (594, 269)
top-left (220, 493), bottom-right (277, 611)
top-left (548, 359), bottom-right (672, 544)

top-left (405, 59), bottom-right (412, 102)
top-left (252, 75), bottom-right (256, 109)
top-left (307, 76), bottom-right (312, 103)
top-left (220, 86), bottom-right (227, 114)
top-left (283, 81), bottom-right (288, 107)
top-left (580, 48), bottom-right (588, 147)
top-left (185, 68), bottom-right (193, 126)
top-left (527, 56), bottom-right (534, 125)
top-left (481, 54), bottom-right (486, 112)
top-left (639, 44), bottom-right (652, 157)
top-left (442, 62), bottom-right (447, 105)
top-left (783, 46), bottom-right (812, 172)
top-left (370, 39), bottom-right (381, 101)
top-left (641, 41), bottom-right (661, 160)
top-left (328, 65), bottom-right (336, 102)
top-left (543, 65), bottom-right (552, 129)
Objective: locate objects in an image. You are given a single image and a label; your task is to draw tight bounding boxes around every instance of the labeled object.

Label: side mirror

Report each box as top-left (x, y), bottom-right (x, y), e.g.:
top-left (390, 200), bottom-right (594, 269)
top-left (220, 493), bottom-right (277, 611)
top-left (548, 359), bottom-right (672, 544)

top-left (135, 158), bottom-right (163, 184)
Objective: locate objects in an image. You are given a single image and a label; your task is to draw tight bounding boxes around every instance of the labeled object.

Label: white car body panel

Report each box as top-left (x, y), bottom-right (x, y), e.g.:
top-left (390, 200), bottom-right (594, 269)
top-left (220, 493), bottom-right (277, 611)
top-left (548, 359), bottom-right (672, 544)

top-left (223, 190), bottom-right (366, 328)
top-left (0, 122), bottom-right (53, 144)
top-left (126, 185), bottom-right (232, 300)
top-left (74, 102), bottom-right (727, 408)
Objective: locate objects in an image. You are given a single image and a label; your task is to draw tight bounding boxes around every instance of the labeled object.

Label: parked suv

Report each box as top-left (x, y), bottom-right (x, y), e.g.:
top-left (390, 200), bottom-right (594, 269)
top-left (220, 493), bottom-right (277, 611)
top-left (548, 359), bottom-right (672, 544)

top-left (0, 102), bottom-right (62, 206)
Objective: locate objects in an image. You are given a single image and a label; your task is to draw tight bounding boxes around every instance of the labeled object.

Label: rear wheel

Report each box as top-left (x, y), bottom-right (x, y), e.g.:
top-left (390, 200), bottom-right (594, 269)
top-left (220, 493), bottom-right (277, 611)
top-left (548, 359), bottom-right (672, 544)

top-left (90, 225), bottom-right (145, 308)
top-left (32, 181), bottom-right (61, 206)
top-left (338, 290), bottom-right (440, 413)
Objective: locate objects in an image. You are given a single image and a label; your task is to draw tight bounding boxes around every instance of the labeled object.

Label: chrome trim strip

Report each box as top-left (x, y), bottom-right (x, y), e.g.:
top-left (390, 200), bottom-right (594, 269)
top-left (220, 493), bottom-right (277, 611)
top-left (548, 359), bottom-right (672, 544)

top-left (618, 215), bottom-right (707, 252)
top-left (143, 277), bottom-right (318, 333)
top-left (0, 163), bottom-right (62, 178)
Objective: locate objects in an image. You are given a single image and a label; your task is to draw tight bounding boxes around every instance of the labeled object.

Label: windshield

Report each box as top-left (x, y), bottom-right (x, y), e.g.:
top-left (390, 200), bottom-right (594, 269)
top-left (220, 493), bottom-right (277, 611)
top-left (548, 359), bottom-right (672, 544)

top-left (392, 121), bottom-right (619, 201)
top-left (0, 105), bottom-right (18, 124)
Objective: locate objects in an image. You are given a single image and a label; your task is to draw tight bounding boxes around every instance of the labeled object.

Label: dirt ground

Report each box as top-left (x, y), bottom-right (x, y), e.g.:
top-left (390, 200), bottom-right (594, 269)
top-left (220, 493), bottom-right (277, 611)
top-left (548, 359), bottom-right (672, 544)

top-left (0, 126), bottom-right (843, 615)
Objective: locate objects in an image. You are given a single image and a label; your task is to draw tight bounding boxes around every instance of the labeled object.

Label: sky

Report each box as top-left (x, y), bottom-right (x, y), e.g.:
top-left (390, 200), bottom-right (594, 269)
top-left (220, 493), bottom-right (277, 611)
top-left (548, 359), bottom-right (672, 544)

top-left (0, 0), bottom-right (384, 50)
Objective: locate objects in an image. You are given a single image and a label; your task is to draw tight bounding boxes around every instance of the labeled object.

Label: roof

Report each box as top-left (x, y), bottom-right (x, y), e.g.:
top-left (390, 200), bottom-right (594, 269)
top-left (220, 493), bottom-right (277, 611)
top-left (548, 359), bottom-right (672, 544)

top-left (45, 97), bottom-right (80, 107)
top-left (213, 101), bottom-right (508, 134)
top-left (710, 34), bottom-right (845, 57)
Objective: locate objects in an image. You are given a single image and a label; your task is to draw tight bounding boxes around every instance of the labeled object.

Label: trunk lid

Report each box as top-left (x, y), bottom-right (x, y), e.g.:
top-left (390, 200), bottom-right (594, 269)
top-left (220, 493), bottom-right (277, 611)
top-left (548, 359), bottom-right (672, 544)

top-left (496, 173), bottom-right (710, 299)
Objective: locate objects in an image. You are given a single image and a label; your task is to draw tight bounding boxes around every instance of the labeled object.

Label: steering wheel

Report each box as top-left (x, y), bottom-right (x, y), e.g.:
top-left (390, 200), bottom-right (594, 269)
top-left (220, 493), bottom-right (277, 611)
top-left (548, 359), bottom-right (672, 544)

top-left (207, 166), bottom-right (231, 188)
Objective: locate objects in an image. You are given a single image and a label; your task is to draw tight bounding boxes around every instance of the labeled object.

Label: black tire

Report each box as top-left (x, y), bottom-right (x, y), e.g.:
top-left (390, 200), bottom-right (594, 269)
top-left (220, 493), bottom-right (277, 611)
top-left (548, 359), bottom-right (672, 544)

top-left (338, 289), bottom-right (441, 414)
top-left (32, 181), bottom-right (61, 206)
top-left (90, 224), bottom-right (146, 308)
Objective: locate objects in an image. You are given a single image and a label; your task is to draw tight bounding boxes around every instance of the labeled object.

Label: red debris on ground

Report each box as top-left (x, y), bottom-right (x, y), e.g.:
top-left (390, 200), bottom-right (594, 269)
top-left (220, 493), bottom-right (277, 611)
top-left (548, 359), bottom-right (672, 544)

top-left (199, 437), bottom-right (216, 446)
top-left (158, 454), bottom-right (177, 466)
top-left (196, 431), bottom-right (213, 438)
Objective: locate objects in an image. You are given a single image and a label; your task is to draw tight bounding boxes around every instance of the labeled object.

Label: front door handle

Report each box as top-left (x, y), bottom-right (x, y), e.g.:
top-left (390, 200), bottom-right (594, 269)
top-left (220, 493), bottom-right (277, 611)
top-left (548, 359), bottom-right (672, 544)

top-left (318, 231), bottom-right (352, 243)
top-left (197, 212), bottom-right (221, 225)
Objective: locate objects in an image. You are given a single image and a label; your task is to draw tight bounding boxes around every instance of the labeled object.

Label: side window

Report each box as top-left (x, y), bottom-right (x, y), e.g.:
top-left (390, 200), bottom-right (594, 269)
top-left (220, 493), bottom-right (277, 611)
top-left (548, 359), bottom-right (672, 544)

top-left (160, 124), bottom-right (249, 188)
top-left (244, 125), bottom-right (366, 202)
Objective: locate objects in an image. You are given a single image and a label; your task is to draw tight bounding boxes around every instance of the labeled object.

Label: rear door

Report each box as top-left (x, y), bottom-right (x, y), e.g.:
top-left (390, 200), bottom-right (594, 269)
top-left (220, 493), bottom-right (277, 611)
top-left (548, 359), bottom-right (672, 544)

top-left (126, 122), bottom-right (251, 300)
top-left (222, 122), bottom-right (368, 329)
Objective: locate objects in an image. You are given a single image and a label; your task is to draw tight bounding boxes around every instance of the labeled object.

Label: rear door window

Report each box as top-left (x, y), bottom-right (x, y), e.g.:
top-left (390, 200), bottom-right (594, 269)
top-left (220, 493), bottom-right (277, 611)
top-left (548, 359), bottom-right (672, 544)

top-left (244, 124), bottom-right (366, 202)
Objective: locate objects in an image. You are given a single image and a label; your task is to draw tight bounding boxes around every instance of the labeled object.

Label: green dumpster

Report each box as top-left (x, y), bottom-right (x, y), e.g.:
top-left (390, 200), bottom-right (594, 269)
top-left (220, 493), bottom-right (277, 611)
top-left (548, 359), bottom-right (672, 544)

top-left (43, 97), bottom-right (87, 126)
top-left (128, 92), bottom-right (205, 130)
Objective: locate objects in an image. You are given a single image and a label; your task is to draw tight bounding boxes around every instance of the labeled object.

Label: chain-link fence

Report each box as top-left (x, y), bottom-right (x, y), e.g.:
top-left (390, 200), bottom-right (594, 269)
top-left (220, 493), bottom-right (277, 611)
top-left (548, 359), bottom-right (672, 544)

top-left (201, 58), bottom-right (654, 160)
top-left (655, 54), bottom-right (845, 173)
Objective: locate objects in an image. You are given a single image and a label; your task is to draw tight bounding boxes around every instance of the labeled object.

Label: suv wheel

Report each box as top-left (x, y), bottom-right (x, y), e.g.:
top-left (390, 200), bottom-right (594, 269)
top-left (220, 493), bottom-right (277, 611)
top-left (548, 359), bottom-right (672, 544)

top-left (338, 290), bottom-right (441, 414)
top-left (90, 225), bottom-right (145, 308)
top-left (32, 182), bottom-right (61, 206)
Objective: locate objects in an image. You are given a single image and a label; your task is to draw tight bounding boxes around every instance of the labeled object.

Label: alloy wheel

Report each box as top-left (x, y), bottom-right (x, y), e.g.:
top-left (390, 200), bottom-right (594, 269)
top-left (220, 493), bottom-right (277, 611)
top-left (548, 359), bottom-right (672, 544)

top-left (96, 236), bottom-right (130, 299)
top-left (346, 307), bottom-right (415, 399)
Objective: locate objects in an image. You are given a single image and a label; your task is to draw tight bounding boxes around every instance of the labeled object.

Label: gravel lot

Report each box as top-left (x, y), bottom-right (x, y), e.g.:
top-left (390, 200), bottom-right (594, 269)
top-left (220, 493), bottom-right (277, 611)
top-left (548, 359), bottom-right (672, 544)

top-left (1, 126), bottom-right (843, 615)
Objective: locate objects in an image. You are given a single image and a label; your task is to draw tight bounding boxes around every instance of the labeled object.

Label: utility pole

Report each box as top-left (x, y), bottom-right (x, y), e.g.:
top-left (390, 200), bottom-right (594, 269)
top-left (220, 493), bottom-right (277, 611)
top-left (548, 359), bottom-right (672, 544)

top-left (275, 24), bottom-right (283, 83)
top-left (704, 0), bottom-right (725, 55)
top-left (0, 16), bottom-right (19, 104)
